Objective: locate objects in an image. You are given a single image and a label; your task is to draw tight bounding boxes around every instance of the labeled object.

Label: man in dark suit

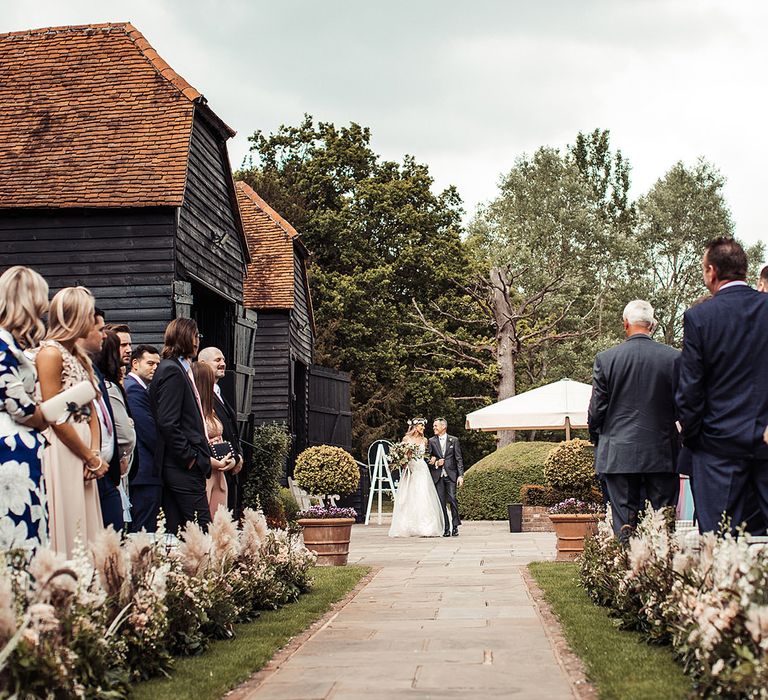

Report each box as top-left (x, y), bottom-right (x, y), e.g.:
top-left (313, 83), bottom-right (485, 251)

top-left (588, 300), bottom-right (680, 541)
top-left (676, 237), bottom-right (768, 534)
top-left (125, 344), bottom-right (162, 532)
top-left (149, 319), bottom-right (233, 534)
top-left (197, 346), bottom-right (243, 515)
top-left (426, 418), bottom-right (464, 536)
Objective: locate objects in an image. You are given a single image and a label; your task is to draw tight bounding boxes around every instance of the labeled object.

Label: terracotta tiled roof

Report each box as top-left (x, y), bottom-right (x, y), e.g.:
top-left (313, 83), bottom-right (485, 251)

top-left (0, 22), bottom-right (233, 208)
top-left (236, 181), bottom-right (305, 310)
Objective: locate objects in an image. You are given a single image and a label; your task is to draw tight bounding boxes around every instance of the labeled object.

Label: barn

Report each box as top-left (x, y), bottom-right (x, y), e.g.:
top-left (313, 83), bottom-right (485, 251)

top-left (0, 23), bottom-right (256, 429)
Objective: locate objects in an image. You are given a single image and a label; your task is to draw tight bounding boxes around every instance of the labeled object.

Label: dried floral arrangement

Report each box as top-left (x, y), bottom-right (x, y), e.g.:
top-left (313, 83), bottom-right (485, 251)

top-left (581, 508), bottom-right (768, 697)
top-left (0, 508), bottom-right (316, 696)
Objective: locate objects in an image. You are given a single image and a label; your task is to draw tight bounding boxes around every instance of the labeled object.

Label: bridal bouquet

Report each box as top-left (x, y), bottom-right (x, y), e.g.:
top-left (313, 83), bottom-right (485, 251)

top-left (387, 442), bottom-right (425, 471)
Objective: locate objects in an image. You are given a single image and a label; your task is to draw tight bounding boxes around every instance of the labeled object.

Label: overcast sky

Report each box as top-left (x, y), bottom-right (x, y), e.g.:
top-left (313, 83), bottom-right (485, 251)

top-left (3, 1), bottom-right (766, 250)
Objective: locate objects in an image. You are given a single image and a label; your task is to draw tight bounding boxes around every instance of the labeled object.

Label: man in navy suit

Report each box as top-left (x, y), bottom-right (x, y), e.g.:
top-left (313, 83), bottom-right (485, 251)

top-left (676, 237), bottom-right (768, 534)
top-left (125, 344), bottom-right (161, 532)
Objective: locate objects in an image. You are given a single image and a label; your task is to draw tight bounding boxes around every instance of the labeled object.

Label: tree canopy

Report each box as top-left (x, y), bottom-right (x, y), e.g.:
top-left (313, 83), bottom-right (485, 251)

top-left (237, 117), bottom-right (763, 460)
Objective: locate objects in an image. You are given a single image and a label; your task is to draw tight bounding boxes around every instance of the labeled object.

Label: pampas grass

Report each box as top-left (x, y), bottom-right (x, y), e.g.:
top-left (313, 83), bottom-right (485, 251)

top-left (176, 521), bottom-right (212, 577)
top-left (209, 507), bottom-right (240, 570)
top-left (90, 526), bottom-right (127, 604)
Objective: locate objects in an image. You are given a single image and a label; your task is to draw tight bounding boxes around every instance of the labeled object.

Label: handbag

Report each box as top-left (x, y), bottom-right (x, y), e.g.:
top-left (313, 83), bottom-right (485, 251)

top-left (210, 440), bottom-right (234, 461)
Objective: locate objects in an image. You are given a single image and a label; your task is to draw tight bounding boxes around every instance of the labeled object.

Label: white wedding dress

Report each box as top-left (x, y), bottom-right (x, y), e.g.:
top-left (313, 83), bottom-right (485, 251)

top-left (388, 444), bottom-right (445, 538)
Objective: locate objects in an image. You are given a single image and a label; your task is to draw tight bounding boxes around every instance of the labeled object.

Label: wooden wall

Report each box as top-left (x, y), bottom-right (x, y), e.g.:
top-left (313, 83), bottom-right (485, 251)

top-left (251, 310), bottom-right (291, 425)
top-left (289, 253), bottom-right (314, 365)
top-left (176, 114), bottom-right (245, 303)
top-left (0, 208), bottom-right (176, 345)
top-left (308, 365), bottom-right (352, 451)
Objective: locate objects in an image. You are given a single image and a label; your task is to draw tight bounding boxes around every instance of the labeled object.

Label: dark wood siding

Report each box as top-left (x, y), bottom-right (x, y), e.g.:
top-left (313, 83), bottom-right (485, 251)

top-left (289, 253), bottom-right (313, 365)
top-left (0, 208), bottom-right (175, 345)
top-left (308, 365), bottom-right (352, 451)
top-left (176, 114), bottom-right (244, 302)
top-left (251, 311), bottom-right (290, 424)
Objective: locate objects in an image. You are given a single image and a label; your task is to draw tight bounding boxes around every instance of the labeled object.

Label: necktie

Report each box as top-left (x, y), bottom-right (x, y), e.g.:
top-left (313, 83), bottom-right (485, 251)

top-left (187, 368), bottom-right (210, 441)
top-left (97, 395), bottom-right (113, 436)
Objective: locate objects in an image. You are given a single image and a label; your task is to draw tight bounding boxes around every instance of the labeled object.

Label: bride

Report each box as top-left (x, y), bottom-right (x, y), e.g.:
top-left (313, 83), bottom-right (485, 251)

top-left (388, 418), bottom-right (445, 538)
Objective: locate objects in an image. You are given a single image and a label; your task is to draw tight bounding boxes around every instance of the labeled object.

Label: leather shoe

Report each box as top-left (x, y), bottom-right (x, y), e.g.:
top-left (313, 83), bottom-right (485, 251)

top-left (451, 528), bottom-right (459, 537)
top-left (443, 531), bottom-right (450, 537)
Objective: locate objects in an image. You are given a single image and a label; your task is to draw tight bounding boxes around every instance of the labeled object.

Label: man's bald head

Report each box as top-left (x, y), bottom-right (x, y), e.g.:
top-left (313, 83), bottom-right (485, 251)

top-left (197, 346), bottom-right (226, 381)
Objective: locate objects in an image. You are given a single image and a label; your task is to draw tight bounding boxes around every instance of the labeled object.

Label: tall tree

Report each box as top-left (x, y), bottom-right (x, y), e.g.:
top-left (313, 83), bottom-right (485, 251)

top-left (237, 116), bottom-right (479, 457)
top-left (637, 159), bottom-right (763, 345)
top-left (413, 129), bottom-right (638, 446)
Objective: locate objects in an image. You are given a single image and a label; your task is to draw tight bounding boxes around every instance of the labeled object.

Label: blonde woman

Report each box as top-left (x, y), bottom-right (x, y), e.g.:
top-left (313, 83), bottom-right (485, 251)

top-left (35, 287), bottom-right (107, 556)
top-left (388, 418), bottom-right (444, 538)
top-left (0, 266), bottom-right (51, 550)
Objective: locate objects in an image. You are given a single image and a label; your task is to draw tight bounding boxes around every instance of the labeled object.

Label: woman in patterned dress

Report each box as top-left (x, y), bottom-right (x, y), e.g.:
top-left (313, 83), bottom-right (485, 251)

top-left (0, 266), bottom-right (51, 551)
top-left (35, 287), bottom-right (108, 557)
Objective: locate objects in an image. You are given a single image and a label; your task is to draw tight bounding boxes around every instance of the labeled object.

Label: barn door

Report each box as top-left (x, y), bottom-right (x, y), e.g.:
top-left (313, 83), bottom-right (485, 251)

top-left (233, 305), bottom-right (257, 437)
top-left (173, 280), bottom-right (193, 318)
top-left (308, 365), bottom-right (363, 520)
top-left (308, 365), bottom-right (352, 450)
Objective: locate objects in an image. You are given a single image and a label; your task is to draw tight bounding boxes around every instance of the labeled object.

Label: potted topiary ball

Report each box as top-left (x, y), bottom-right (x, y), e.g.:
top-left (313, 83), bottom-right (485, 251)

top-left (543, 439), bottom-right (603, 561)
top-left (294, 445), bottom-right (360, 566)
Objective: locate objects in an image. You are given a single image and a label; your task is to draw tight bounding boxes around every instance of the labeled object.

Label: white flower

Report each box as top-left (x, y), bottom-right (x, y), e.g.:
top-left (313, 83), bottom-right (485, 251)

top-left (745, 605), bottom-right (768, 649)
top-left (712, 659), bottom-right (725, 676)
top-left (0, 461), bottom-right (34, 515)
top-left (0, 517), bottom-right (29, 549)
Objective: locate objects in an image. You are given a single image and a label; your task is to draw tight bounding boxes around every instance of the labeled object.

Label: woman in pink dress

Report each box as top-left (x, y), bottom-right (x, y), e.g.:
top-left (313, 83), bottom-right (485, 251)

top-left (192, 361), bottom-right (230, 519)
top-left (35, 287), bottom-right (107, 557)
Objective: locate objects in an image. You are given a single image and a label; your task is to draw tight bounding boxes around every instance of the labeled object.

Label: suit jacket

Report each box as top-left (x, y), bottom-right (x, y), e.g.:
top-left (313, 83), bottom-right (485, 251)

top-left (149, 358), bottom-right (211, 479)
top-left (213, 391), bottom-right (241, 461)
top-left (676, 284), bottom-right (768, 458)
top-left (125, 374), bottom-right (161, 486)
top-left (93, 367), bottom-right (122, 487)
top-left (588, 334), bottom-right (680, 474)
top-left (426, 434), bottom-right (464, 484)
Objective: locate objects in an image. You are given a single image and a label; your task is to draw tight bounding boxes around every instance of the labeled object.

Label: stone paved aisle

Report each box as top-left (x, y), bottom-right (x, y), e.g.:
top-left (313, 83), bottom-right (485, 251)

top-left (243, 521), bottom-right (574, 699)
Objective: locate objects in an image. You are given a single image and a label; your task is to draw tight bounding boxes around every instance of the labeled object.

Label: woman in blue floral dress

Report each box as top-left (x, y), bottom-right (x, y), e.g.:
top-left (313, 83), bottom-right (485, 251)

top-left (0, 266), bottom-right (50, 551)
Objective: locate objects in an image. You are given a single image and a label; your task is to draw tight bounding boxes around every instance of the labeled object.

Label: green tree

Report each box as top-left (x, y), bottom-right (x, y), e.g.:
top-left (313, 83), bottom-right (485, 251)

top-left (415, 130), bottom-right (638, 446)
top-left (237, 116), bottom-right (481, 458)
top-left (637, 159), bottom-right (764, 345)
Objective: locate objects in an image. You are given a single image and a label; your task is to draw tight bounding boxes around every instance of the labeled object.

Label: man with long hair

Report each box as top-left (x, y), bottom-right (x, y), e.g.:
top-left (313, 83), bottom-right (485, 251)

top-left (149, 319), bottom-right (233, 533)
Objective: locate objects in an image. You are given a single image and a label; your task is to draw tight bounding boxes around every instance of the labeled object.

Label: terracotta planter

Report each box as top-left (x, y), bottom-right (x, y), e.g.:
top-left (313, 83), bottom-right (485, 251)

top-left (298, 517), bottom-right (355, 566)
top-left (549, 514), bottom-right (599, 562)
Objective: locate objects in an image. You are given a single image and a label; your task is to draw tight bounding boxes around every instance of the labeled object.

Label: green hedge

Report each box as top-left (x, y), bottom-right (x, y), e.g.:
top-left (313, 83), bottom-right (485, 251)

top-left (458, 441), bottom-right (556, 520)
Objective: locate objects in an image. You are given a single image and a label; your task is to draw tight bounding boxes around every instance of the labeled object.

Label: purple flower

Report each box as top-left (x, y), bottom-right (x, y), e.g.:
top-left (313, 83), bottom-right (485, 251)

top-left (548, 499), bottom-right (604, 515)
top-left (297, 505), bottom-right (357, 519)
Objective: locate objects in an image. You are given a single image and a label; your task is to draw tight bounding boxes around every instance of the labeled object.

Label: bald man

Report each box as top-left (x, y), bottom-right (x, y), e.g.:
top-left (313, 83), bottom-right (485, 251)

top-left (758, 265), bottom-right (768, 293)
top-left (197, 347), bottom-right (243, 514)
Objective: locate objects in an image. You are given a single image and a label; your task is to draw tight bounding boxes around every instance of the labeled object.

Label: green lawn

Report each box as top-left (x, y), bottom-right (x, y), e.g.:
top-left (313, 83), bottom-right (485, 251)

top-left (528, 563), bottom-right (690, 700)
top-left (133, 566), bottom-right (370, 700)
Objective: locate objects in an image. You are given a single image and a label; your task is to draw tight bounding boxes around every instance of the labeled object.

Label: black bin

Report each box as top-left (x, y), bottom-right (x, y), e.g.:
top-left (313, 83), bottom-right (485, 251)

top-left (508, 503), bottom-right (523, 533)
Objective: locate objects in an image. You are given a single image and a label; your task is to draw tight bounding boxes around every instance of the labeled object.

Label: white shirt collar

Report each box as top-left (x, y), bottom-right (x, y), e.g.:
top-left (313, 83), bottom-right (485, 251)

top-left (213, 383), bottom-right (222, 399)
top-left (719, 280), bottom-right (749, 291)
top-left (127, 371), bottom-right (148, 390)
